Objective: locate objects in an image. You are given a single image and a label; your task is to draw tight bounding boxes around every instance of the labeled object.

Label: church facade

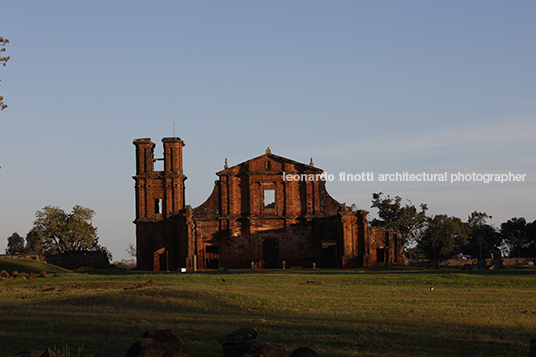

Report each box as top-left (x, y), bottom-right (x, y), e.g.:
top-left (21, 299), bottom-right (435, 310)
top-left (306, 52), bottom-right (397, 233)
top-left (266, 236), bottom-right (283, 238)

top-left (133, 137), bottom-right (403, 271)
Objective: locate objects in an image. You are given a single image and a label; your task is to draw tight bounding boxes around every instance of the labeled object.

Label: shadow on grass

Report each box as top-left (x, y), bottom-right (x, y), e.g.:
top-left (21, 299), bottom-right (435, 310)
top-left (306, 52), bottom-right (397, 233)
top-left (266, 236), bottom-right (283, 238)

top-left (1, 278), bottom-right (534, 357)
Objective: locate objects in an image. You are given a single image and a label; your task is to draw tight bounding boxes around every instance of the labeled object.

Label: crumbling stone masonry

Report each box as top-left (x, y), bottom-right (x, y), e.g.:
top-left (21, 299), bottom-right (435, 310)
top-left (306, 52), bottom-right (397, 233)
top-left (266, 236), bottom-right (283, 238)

top-left (133, 137), bottom-right (404, 271)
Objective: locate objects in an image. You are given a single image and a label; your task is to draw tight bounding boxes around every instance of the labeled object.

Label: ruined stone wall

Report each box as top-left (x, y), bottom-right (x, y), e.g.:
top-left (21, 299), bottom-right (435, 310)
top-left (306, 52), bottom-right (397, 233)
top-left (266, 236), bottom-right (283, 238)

top-left (45, 251), bottom-right (110, 270)
top-left (136, 220), bottom-right (182, 271)
top-left (185, 152), bottom-right (346, 269)
top-left (279, 222), bottom-right (316, 267)
top-left (367, 227), bottom-right (404, 266)
top-left (193, 219), bottom-right (222, 269)
top-left (0, 254), bottom-right (46, 262)
top-left (189, 215), bottom-right (344, 269)
top-left (134, 138), bottom-right (406, 271)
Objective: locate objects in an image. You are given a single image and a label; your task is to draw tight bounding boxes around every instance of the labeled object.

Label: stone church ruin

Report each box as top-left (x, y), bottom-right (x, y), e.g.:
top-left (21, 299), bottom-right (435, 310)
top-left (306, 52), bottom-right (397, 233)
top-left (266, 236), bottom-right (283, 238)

top-left (133, 137), bottom-right (403, 271)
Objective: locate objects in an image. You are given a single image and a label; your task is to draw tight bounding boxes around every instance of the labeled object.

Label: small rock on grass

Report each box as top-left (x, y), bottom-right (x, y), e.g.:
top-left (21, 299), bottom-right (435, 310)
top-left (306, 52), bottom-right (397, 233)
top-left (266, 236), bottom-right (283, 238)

top-left (219, 328), bottom-right (259, 346)
top-left (243, 342), bottom-right (288, 357)
top-left (219, 328), bottom-right (261, 357)
top-left (290, 347), bottom-right (318, 357)
top-left (529, 337), bottom-right (536, 357)
top-left (126, 327), bottom-right (184, 357)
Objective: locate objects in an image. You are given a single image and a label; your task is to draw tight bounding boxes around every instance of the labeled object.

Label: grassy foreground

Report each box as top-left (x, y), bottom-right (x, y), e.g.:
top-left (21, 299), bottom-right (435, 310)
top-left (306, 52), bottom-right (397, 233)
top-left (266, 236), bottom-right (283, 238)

top-left (0, 265), bottom-right (535, 357)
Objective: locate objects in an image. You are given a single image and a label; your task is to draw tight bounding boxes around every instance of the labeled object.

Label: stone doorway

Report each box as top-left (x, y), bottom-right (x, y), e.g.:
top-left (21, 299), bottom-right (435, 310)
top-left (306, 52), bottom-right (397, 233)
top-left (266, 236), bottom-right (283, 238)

top-left (153, 247), bottom-right (168, 271)
top-left (262, 238), bottom-right (279, 268)
top-left (322, 242), bottom-right (337, 268)
top-left (376, 248), bottom-right (386, 264)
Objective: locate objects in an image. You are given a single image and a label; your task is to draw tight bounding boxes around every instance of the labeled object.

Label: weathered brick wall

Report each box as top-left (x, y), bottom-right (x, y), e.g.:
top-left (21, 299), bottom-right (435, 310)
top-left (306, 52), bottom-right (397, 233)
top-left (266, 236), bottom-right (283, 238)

top-left (189, 152), bottom-right (347, 269)
top-left (134, 138), bottom-right (187, 271)
top-left (367, 227), bottom-right (404, 266)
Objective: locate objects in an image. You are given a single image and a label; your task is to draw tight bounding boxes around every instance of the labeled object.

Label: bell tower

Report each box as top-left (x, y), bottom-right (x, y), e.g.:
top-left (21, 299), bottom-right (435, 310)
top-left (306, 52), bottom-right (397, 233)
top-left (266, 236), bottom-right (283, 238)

top-left (162, 137), bottom-right (186, 215)
top-left (133, 137), bottom-right (186, 270)
top-left (133, 137), bottom-right (186, 221)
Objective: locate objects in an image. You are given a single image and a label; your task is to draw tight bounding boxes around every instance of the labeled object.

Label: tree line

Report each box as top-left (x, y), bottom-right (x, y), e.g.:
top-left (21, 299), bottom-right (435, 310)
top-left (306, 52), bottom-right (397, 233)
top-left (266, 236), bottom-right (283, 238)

top-left (370, 192), bottom-right (536, 260)
top-left (5, 205), bottom-right (110, 259)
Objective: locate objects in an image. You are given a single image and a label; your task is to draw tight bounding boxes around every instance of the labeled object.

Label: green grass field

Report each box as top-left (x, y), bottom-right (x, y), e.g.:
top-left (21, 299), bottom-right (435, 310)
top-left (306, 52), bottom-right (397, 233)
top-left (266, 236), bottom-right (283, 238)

top-left (0, 260), bottom-right (535, 357)
top-left (0, 257), bottom-right (71, 275)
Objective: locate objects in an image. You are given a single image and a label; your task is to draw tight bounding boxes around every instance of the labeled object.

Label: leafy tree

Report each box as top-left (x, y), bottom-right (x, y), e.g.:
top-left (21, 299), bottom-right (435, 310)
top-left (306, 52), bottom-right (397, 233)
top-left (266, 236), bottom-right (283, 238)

top-left (370, 192), bottom-right (428, 247)
top-left (500, 217), bottom-right (536, 257)
top-left (25, 228), bottom-right (43, 253)
top-left (462, 211), bottom-right (501, 259)
top-left (416, 214), bottom-right (468, 260)
top-left (5, 232), bottom-right (25, 254)
top-left (526, 220), bottom-right (536, 257)
top-left (0, 37), bottom-right (9, 111)
top-left (466, 210), bottom-right (490, 228)
top-left (31, 205), bottom-right (104, 254)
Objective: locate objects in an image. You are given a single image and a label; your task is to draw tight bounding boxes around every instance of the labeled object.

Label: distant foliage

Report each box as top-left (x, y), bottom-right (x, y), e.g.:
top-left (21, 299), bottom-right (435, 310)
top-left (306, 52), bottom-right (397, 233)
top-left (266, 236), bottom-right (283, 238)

top-left (126, 242), bottom-right (136, 257)
top-left (501, 217), bottom-right (536, 257)
top-left (113, 258), bottom-right (136, 270)
top-left (32, 205), bottom-right (105, 254)
top-left (372, 192), bottom-right (536, 260)
top-left (461, 211), bottom-right (502, 259)
top-left (0, 37), bottom-right (9, 111)
top-left (416, 214), bottom-right (468, 260)
top-left (4, 205), bottom-right (110, 259)
top-left (25, 228), bottom-right (43, 253)
top-left (370, 192), bottom-right (428, 246)
top-left (5, 232), bottom-right (25, 254)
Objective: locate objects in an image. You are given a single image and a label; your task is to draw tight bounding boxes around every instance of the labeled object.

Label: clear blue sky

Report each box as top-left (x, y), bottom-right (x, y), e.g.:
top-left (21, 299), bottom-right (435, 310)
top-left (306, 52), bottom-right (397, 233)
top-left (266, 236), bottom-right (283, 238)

top-left (1, 1), bottom-right (535, 261)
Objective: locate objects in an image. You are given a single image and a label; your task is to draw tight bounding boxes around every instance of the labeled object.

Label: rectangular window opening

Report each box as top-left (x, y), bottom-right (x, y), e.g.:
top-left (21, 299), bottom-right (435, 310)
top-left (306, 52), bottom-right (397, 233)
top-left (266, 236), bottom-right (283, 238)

top-left (263, 189), bottom-right (275, 209)
top-left (155, 198), bottom-right (161, 214)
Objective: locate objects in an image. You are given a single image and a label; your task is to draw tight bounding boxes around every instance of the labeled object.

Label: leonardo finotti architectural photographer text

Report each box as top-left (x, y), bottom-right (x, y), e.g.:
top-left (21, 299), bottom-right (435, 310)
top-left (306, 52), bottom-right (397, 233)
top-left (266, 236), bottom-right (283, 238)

top-left (282, 172), bottom-right (527, 184)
